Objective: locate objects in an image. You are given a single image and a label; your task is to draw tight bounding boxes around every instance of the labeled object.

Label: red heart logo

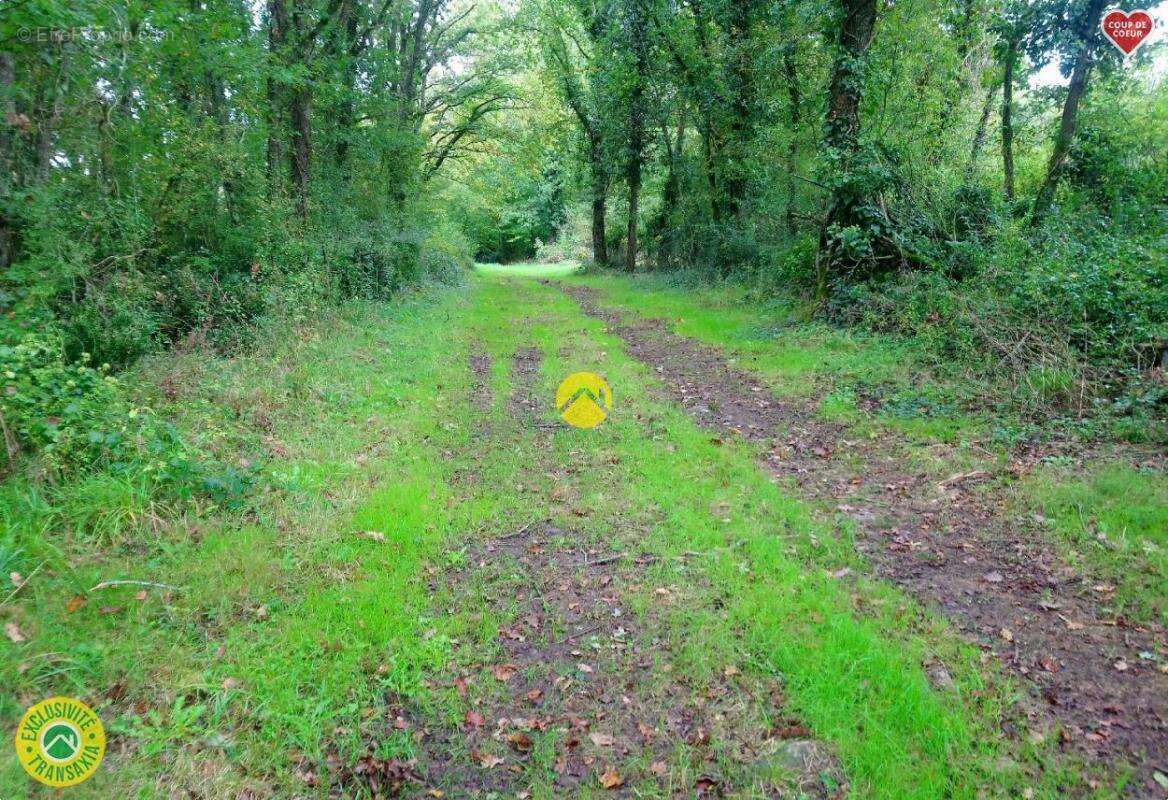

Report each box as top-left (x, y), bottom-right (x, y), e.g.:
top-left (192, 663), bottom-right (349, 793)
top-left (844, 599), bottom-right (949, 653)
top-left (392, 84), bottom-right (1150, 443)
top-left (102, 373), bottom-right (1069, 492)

top-left (1100, 9), bottom-right (1156, 56)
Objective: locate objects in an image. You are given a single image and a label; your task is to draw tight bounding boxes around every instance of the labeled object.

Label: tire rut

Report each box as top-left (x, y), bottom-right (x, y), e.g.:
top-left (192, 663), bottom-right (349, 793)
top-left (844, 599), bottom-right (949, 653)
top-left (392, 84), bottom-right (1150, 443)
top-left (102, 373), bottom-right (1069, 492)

top-left (558, 282), bottom-right (1168, 796)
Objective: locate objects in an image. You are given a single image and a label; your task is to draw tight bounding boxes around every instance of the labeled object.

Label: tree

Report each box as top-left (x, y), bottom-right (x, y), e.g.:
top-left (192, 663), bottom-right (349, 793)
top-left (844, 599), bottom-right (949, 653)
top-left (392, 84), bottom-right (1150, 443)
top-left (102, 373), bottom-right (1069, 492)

top-left (817, 0), bottom-right (879, 292)
top-left (1030, 0), bottom-right (1109, 224)
top-left (537, 0), bottom-right (615, 265)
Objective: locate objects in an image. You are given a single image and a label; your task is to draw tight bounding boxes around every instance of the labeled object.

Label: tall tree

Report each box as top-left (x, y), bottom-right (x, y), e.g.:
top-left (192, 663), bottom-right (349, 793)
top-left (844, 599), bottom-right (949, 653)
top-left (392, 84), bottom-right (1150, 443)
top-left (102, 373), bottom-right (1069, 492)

top-left (817, 0), bottom-right (879, 292)
top-left (623, 0), bottom-right (650, 270)
top-left (1030, 0), bottom-right (1108, 224)
top-left (540, 2), bottom-right (613, 265)
top-left (999, 28), bottom-right (1019, 202)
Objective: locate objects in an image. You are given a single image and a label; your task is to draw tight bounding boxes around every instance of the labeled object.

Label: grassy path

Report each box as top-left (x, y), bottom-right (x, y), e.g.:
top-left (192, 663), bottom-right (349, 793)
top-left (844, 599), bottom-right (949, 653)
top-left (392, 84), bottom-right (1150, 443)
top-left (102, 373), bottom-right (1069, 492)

top-left (5, 266), bottom-right (1163, 798)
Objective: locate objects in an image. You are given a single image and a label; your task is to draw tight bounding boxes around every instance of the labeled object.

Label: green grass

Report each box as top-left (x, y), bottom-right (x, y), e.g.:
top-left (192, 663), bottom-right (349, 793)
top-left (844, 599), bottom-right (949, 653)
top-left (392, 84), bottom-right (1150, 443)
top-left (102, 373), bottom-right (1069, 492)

top-left (1022, 462), bottom-right (1168, 625)
top-left (476, 261), bottom-right (583, 279)
top-left (0, 271), bottom-right (1122, 798)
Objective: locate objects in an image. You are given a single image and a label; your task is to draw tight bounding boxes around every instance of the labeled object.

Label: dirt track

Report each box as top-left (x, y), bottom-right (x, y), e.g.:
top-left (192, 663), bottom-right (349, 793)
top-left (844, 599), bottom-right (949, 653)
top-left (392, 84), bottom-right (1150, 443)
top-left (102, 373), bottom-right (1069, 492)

top-left (558, 283), bottom-right (1168, 797)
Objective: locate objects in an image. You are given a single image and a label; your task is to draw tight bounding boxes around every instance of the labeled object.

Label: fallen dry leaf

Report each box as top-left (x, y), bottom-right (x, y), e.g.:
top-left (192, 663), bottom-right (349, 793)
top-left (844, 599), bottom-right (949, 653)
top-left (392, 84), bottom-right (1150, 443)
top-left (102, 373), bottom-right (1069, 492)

top-left (506, 732), bottom-right (534, 752)
top-left (1113, 659), bottom-right (1129, 672)
top-left (356, 530), bottom-right (387, 542)
top-left (525, 688), bottom-right (542, 702)
top-left (695, 776), bottom-right (720, 792)
top-left (464, 709), bottom-right (485, 729)
top-left (9, 571), bottom-right (24, 588)
top-left (65, 595), bottom-right (87, 613)
top-left (999, 627), bottom-right (1014, 642)
top-left (470, 750), bottom-right (504, 769)
top-left (649, 760), bottom-right (667, 776)
top-left (5, 621), bottom-right (27, 643)
top-left (492, 663), bottom-right (519, 681)
top-left (598, 767), bottom-right (623, 789)
top-left (134, 590), bottom-right (148, 601)
top-left (221, 677), bottom-right (241, 690)
top-left (589, 731), bottom-right (615, 747)
top-left (723, 664), bottom-right (740, 677)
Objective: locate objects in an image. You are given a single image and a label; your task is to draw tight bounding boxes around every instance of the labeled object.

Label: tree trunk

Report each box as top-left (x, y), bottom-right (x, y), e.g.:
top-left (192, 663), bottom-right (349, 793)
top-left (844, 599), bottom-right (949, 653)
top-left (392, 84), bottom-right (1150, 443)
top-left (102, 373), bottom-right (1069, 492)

top-left (288, 0), bottom-right (312, 219)
top-left (721, 0), bottom-right (754, 219)
top-left (289, 86), bottom-right (311, 219)
top-left (783, 51), bottom-right (802, 232)
top-left (626, 173), bottom-right (639, 271)
top-left (966, 81), bottom-right (997, 178)
top-left (334, 0), bottom-right (358, 170)
top-left (0, 52), bottom-right (16, 269)
top-left (1031, 0), bottom-right (1106, 225)
top-left (589, 136), bottom-right (608, 267)
top-left (1000, 35), bottom-right (1017, 203)
top-left (625, 0), bottom-right (648, 271)
top-left (817, 0), bottom-right (879, 292)
top-left (266, 0), bottom-right (288, 194)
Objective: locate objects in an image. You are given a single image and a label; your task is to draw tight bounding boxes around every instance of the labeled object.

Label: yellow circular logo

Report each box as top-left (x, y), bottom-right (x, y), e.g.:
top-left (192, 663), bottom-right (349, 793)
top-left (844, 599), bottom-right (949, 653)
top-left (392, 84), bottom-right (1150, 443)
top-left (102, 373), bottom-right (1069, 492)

top-left (556, 371), bottom-right (612, 429)
top-left (14, 697), bottom-right (105, 788)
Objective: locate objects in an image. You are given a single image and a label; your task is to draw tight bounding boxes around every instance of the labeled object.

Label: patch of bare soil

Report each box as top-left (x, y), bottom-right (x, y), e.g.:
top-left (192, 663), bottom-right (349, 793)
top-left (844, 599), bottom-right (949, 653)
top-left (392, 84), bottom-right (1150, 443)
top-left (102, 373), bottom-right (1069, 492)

top-left (402, 346), bottom-right (846, 798)
top-left (469, 346), bottom-right (493, 400)
top-left (560, 284), bottom-right (1168, 797)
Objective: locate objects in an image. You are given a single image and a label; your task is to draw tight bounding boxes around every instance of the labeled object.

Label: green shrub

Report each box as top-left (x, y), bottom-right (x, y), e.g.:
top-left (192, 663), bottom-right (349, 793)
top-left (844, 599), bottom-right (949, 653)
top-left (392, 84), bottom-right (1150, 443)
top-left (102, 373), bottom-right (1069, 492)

top-left (0, 332), bottom-right (253, 509)
top-left (421, 223), bottom-right (474, 284)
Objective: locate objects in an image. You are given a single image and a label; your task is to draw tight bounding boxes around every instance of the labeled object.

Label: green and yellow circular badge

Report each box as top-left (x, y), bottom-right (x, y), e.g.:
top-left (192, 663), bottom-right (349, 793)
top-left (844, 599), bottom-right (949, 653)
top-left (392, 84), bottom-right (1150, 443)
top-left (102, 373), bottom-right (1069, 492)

top-left (14, 697), bottom-right (105, 787)
top-left (556, 371), bottom-right (612, 429)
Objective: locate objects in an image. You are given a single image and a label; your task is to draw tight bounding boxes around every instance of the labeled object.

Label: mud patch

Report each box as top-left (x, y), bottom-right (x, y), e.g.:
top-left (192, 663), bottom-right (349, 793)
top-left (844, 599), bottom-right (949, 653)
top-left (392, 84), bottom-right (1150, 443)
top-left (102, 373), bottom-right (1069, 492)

top-left (560, 283), bottom-right (1168, 795)
top-left (469, 346), bottom-right (493, 401)
top-left (509, 346), bottom-right (555, 430)
top-left (413, 522), bottom-right (846, 798)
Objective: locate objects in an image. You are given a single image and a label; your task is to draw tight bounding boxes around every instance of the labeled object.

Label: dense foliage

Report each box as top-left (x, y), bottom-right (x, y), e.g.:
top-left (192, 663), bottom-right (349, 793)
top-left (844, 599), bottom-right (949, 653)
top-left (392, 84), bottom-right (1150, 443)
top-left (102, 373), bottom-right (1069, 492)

top-left (441, 0), bottom-right (1167, 420)
top-left (2, 0), bottom-right (1166, 485)
top-left (1, 0), bottom-right (505, 477)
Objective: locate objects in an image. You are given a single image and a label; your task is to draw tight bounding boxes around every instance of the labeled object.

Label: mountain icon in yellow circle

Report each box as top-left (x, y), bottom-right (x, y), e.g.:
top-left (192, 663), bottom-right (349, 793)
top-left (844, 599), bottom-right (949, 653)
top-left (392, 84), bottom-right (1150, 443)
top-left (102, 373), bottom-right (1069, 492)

top-left (556, 371), bottom-right (612, 429)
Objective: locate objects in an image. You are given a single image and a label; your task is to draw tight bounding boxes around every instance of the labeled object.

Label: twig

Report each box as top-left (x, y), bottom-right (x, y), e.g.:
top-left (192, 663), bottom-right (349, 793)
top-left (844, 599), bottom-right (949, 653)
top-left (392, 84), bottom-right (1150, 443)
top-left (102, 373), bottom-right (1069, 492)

top-left (497, 521), bottom-right (535, 540)
top-left (0, 559), bottom-right (47, 609)
top-left (0, 408), bottom-right (20, 471)
top-left (553, 625), bottom-right (601, 646)
top-left (580, 553), bottom-right (626, 567)
top-left (936, 470), bottom-right (990, 489)
top-left (89, 579), bottom-right (182, 592)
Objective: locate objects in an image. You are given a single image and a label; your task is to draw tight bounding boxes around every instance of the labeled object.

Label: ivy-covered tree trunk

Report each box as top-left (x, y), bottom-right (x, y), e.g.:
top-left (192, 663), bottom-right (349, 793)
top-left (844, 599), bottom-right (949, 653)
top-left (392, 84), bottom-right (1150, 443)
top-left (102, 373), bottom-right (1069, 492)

top-left (721, 0), bottom-right (756, 220)
top-left (288, 0), bottom-right (313, 220)
top-left (1031, 0), bottom-right (1106, 225)
top-left (0, 51), bottom-right (15, 270)
top-left (783, 50), bottom-right (802, 232)
top-left (625, 0), bottom-right (649, 271)
top-left (1000, 33), bottom-right (1018, 202)
top-left (334, 0), bottom-right (359, 170)
top-left (817, 0), bottom-right (878, 293)
top-left (966, 81), bottom-right (997, 177)
top-left (266, 0), bottom-right (288, 196)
